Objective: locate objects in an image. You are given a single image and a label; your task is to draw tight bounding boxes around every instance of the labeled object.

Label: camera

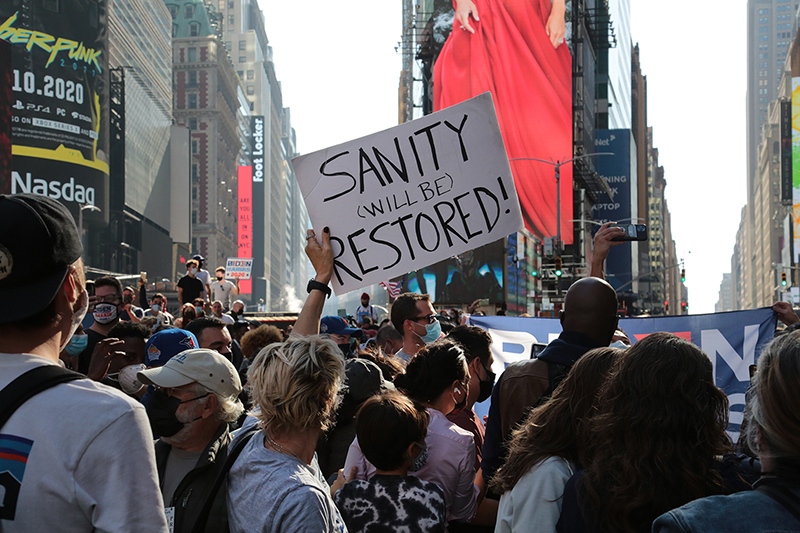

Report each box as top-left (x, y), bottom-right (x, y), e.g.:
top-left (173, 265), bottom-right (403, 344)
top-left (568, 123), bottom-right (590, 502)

top-left (610, 224), bottom-right (648, 242)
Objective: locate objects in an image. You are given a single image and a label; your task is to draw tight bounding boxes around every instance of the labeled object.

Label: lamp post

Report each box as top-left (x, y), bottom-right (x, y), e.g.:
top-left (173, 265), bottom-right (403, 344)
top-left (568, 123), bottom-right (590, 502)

top-left (78, 205), bottom-right (101, 261)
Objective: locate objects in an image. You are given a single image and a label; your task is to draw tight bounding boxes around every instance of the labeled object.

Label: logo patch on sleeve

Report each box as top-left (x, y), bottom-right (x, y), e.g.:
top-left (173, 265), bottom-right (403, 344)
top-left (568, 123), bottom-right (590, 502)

top-left (0, 434), bottom-right (34, 520)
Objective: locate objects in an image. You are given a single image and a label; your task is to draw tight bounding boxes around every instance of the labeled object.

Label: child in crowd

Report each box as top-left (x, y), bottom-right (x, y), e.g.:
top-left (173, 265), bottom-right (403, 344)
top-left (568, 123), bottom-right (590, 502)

top-left (334, 390), bottom-right (447, 533)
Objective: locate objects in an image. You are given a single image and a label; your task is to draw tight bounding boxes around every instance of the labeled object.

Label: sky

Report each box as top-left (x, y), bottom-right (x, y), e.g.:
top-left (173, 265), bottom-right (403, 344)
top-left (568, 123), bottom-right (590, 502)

top-left (260, 0), bottom-right (748, 315)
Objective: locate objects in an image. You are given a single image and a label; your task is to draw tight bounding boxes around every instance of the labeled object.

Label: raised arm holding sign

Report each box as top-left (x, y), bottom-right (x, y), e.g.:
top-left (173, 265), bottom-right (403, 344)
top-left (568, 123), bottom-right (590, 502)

top-left (293, 93), bottom-right (524, 295)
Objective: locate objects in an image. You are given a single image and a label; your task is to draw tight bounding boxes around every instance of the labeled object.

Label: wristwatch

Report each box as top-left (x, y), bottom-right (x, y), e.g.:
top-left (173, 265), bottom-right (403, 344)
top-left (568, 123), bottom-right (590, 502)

top-left (307, 279), bottom-right (331, 299)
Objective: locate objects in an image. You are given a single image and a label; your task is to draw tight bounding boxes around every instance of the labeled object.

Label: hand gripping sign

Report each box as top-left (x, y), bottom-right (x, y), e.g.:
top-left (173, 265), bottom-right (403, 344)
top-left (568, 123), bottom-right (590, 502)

top-left (293, 93), bottom-right (524, 295)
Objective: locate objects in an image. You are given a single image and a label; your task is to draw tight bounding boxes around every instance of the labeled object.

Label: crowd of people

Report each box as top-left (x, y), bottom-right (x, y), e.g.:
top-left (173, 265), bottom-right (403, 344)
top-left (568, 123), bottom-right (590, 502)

top-left (3, 192), bottom-right (800, 533)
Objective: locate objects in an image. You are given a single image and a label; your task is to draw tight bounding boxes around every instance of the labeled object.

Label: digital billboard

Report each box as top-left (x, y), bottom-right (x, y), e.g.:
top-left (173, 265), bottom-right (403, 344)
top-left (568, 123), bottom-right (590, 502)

top-left (793, 78), bottom-right (800, 264)
top-left (0, 5), bottom-right (108, 224)
top-left (238, 165), bottom-right (252, 295)
top-left (434, 1), bottom-right (573, 244)
top-left (591, 129), bottom-right (637, 291)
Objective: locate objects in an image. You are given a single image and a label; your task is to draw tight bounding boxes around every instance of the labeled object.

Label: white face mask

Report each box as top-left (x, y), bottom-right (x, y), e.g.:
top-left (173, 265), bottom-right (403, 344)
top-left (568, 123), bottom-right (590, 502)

top-left (151, 303), bottom-right (161, 313)
top-left (107, 363), bottom-right (146, 395)
top-left (93, 303), bottom-right (119, 325)
top-left (189, 267), bottom-right (198, 275)
top-left (62, 289), bottom-right (89, 350)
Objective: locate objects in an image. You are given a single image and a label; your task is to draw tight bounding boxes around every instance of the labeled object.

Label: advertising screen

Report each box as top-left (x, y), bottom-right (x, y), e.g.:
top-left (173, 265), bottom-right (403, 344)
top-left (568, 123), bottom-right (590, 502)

top-left (1, 4), bottom-right (108, 223)
top-left (238, 165), bottom-right (253, 295)
top-left (793, 78), bottom-right (800, 264)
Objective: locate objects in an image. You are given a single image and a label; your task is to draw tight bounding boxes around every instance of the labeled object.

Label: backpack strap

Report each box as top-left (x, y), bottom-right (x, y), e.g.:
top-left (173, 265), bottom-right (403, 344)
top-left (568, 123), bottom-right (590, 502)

top-left (756, 479), bottom-right (800, 524)
top-left (190, 426), bottom-right (261, 533)
top-left (0, 365), bottom-right (85, 429)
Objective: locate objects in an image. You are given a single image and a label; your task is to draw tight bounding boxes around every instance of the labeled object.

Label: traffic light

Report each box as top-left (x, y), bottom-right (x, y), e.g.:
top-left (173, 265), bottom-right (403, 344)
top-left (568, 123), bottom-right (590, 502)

top-left (554, 256), bottom-right (563, 277)
top-left (681, 302), bottom-right (687, 311)
top-left (531, 267), bottom-right (538, 277)
top-left (664, 300), bottom-right (669, 312)
top-left (680, 269), bottom-right (686, 282)
top-left (782, 272), bottom-right (788, 286)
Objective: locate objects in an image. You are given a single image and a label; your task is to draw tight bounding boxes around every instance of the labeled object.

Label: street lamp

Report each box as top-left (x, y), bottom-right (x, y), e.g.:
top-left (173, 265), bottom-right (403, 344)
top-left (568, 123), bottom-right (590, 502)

top-left (510, 152), bottom-right (614, 252)
top-left (78, 204), bottom-right (101, 260)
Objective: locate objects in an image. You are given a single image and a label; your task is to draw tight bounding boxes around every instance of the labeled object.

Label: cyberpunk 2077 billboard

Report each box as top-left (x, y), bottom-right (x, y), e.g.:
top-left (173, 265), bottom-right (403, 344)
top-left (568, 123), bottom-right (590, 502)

top-left (0, 3), bottom-right (108, 222)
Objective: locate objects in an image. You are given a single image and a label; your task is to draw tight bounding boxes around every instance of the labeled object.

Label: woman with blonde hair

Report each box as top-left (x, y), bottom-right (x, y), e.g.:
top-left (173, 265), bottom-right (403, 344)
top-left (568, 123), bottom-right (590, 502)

top-left (226, 336), bottom-right (347, 532)
top-left (654, 330), bottom-right (800, 532)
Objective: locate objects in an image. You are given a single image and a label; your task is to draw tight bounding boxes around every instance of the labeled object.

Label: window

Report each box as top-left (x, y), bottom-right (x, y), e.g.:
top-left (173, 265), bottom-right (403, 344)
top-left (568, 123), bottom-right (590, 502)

top-left (189, 118), bottom-right (198, 130)
top-left (188, 94), bottom-right (197, 109)
top-left (187, 47), bottom-right (197, 62)
top-left (239, 40), bottom-right (246, 50)
top-left (225, 41), bottom-right (231, 50)
top-left (246, 85), bottom-right (255, 95)
top-left (185, 4), bottom-right (194, 18)
top-left (218, 0), bottom-right (225, 9)
top-left (247, 69), bottom-right (254, 80)
top-left (172, 24), bottom-right (178, 37)
top-left (192, 164), bottom-right (199, 180)
top-left (229, 15), bottom-right (234, 25)
top-left (168, 5), bottom-right (178, 19)
top-left (237, 70), bottom-right (244, 78)
top-left (249, 101), bottom-right (254, 111)
top-left (192, 140), bottom-right (198, 154)
top-left (229, 0), bottom-right (234, 7)
top-left (192, 210), bottom-right (197, 224)
top-left (239, 56), bottom-right (246, 63)
top-left (187, 71), bottom-right (197, 87)
top-left (192, 187), bottom-right (198, 200)
top-left (189, 22), bottom-right (200, 37)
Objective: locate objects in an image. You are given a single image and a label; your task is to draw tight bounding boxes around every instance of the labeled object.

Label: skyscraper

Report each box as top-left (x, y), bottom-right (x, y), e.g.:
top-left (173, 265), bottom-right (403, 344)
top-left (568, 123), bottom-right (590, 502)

top-left (217, 0), bottom-right (309, 310)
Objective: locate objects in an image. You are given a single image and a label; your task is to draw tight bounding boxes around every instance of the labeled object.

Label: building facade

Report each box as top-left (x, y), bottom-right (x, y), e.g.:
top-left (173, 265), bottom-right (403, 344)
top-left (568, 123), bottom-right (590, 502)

top-left (169, 0), bottom-right (244, 273)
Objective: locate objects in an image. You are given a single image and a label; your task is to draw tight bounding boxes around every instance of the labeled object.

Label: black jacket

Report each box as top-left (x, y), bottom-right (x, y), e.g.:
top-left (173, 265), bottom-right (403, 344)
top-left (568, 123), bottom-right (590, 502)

top-left (156, 424), bottom-right (233, 533)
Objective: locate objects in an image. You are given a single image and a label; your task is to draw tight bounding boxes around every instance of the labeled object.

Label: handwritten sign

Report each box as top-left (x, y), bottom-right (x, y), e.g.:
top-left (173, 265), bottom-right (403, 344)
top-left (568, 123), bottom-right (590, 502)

top-left (225, 258), bottom-right (253, 280)
top-left (293, 93), bottom-right (524, 295)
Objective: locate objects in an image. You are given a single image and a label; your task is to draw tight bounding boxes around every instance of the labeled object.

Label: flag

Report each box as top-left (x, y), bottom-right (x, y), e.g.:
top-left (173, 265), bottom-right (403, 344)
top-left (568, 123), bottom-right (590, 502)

top-left (380, 281), bottom-right (402, 298)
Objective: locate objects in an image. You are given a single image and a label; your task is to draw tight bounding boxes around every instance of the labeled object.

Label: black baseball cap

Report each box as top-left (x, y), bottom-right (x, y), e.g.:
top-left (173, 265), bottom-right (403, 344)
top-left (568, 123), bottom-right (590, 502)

top-left (0, 194), bottom-right (83, 323)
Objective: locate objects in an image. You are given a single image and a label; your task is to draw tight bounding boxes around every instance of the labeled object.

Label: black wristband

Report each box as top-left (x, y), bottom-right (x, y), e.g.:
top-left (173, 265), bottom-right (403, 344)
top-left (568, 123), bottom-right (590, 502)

top-left (307, 279), bottom-right (331, 299)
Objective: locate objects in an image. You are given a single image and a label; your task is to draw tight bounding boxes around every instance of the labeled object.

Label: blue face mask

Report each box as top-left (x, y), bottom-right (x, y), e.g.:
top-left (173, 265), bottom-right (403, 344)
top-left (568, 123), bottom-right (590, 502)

top-left (415, 320), bottom-right (442, 345)
top-left (65, 334), bottom-right (88, 356)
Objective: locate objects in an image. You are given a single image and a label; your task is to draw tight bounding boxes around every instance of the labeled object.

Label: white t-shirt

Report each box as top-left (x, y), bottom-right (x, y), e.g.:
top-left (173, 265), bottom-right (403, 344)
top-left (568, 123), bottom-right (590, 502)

top-left (0, 353), bottom-right (169, 533)
top-left (195, 269), bottom-right (211, 290)
top-left (210, 279), bottom-right (237, 307)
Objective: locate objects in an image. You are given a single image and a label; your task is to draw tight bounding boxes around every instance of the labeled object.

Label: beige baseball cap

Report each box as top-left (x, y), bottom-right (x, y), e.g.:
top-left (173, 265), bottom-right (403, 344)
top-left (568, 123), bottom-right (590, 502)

top-left (137, 348), bottom-right (242, 398)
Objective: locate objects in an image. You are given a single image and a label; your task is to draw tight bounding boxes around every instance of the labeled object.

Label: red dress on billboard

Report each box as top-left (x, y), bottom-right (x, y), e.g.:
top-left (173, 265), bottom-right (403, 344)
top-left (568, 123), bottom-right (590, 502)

top-left (434, 0), bottom-right (573, 243)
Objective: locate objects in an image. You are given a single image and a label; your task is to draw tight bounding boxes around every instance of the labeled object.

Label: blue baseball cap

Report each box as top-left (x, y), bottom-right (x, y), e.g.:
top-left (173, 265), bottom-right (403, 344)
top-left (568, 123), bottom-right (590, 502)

top-left (320, 316), bottom-right (363, 338)
top-left (145, 329), bottom-right (199, 367)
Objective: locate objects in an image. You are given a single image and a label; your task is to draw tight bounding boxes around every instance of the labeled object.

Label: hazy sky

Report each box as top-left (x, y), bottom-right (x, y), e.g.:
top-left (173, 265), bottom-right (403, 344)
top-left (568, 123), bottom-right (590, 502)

top-left (260, 0), bottom-right (748, 314)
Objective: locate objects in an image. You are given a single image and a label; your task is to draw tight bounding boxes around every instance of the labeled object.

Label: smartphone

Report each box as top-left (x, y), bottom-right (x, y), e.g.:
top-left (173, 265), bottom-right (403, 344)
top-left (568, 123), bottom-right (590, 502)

top-left (611, 224), bottom-right (648, 242)
top-left (86, 280), bottom-right (95, 297)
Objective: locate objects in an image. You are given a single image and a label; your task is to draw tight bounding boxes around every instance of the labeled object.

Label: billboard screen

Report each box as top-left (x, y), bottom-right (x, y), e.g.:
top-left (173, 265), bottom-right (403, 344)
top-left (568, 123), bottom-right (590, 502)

top-left (793, 77), bottom-right (800, 263)
top-left (782, 100), bottom-right (792, 204)
top-left (592, 129), bottom-right (634, 291)
top-left (1, 5), bottom-right (108, 223)
top-left (434, 3), bottom-right (573, 244)
top-left (238, 165), bottom-right (252, 295)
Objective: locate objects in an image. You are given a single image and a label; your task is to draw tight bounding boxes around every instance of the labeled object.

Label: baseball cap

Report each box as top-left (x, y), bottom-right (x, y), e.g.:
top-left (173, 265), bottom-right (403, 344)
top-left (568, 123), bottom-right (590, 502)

top-left (145, 329), bottom-right (199, 367)
top-left (320, 316), bottom-right (363, 338)
top-left (0, 194), bottom-right (83, 324)
top-left (192, 254), bottom-right (205, 262)
top-left (138, 348), bottom-right (242, 397)
top-left (344, 358), bottom-right (394, 403)
top-left (361, 292), bottom-right (369, 299)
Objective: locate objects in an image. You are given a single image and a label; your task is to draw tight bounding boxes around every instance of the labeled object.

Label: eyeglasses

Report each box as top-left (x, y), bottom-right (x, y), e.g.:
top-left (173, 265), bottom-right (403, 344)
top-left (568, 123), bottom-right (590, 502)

top-left (411, 314), bottom-right (439, 324)
top-left (95, 295), bottom-right (121, 304)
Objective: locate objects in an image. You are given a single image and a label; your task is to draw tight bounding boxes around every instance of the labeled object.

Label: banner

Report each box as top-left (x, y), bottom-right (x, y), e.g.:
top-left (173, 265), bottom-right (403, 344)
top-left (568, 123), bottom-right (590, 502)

top-left (1, 6), bottom-right (109, 223)
top-left (469, 308), bottom-right (777, 439)
top-left (293, 93), bottom-right (524, 296)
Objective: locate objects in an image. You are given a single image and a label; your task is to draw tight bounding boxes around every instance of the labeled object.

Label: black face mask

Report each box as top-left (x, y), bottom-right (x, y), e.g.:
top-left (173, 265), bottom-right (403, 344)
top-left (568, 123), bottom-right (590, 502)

top-left (145, 389), bottom-right (208, 437)
top-left (337, 343), bottom-right (353, 358)
top-left (477, 368), bottom-right (496, 403)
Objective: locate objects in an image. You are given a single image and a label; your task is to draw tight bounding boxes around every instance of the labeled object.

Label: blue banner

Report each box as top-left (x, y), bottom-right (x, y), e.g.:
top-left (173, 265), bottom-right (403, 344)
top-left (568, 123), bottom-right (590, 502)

top-left (469, 308), bottom-right (778, 439)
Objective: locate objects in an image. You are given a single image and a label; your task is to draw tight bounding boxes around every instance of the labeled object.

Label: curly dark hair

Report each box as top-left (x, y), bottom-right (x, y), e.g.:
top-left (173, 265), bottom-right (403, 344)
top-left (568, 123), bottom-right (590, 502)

top-left (580, 332), bottom-right (732, 533)
top-left (241, 325), bottom-right (283, 360)
top-left (490, 347), bottom-right (622, 495)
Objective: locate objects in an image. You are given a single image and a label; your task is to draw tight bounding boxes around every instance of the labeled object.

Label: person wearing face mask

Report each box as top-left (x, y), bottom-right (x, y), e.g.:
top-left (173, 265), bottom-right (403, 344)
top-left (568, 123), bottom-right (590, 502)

top-left (137, 348), bottom-right (244, 533)
top-left (390, 292), bottom-right (443, 368)
top-left (210, 267), bottom-right (238, 311)
top-left (76, 275), bottom-right (126, 374)
top-left (144, 292), bottom-right (174, 326)
top-left (320, 315), bottom-right (363, 358)
top-left (178, 259), bottom-right (205, 306)
top-left (446, 325), bottom-right (495, 472)
top-left (344, 340), bottom-right (481, 523)
top-left (84, 322), bottom-right (150, 399)
top-left (0, 193), bottom-right (168, 532)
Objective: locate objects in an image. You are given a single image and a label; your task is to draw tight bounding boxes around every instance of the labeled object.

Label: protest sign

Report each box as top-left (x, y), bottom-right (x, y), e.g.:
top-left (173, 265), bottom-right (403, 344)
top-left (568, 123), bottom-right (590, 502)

top-left (225, 258), bottom-right (253, 280)
top-left (293, 92), bottom-right (524, 295)
top-left (469, 308), bottom-right (777, 441)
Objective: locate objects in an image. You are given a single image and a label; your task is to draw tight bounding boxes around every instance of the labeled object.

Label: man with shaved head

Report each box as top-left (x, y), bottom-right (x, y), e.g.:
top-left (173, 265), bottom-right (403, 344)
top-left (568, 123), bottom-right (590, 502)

top-left (481, 276), bottom-right (619, 485)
